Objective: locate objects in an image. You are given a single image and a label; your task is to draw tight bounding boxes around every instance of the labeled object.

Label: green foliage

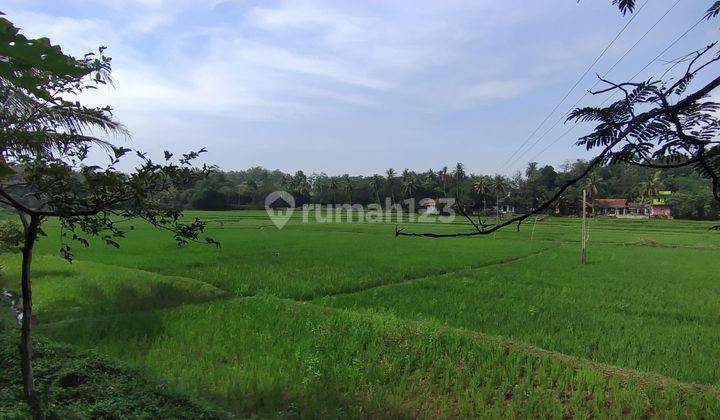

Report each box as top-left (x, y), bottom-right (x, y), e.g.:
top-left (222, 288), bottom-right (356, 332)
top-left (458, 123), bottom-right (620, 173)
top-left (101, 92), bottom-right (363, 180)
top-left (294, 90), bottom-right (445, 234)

top-left (0, 219), bottom-right (21, 251)
top-left (0, 13), bottom-right (217, 261)
top-left (612, 0), bottom-right (636, 14)
top-left (0, 12), bottom-right (97, 100)
top-left (160, 162), bottom-right (720, 220)
top-left (0, 332), bottom-right (231, 419)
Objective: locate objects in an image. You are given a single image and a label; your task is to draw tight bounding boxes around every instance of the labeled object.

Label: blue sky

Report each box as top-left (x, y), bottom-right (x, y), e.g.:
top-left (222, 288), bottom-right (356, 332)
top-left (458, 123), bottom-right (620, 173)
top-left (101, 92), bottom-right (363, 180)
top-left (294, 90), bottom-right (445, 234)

top-left (4, 1), bottom-right (716, 175)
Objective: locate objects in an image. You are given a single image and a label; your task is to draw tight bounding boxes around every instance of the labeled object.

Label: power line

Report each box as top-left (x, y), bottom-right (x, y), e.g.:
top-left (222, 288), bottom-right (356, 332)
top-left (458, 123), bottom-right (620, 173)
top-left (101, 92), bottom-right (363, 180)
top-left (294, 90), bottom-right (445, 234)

top-left (498, 0), bottom-right (650, 172)
top-left (510, 0), bottom-right (682, 167)
top-left (527, 9), bottom-right (704, 164)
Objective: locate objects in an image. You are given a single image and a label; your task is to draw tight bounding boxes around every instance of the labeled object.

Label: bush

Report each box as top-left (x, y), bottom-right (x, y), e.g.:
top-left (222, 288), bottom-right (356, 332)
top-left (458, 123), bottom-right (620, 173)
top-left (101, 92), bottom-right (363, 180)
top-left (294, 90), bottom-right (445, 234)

top-left (0, 220), bottom-right (22, 252)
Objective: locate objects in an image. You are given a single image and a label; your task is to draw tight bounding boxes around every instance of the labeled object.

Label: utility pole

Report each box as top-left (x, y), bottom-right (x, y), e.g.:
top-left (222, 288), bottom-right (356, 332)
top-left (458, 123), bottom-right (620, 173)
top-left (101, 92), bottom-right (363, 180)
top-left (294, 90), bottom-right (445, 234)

top-left (581, 188), bottom-right (587, 264)
top-left (494, 195), bottom-right (499, 239)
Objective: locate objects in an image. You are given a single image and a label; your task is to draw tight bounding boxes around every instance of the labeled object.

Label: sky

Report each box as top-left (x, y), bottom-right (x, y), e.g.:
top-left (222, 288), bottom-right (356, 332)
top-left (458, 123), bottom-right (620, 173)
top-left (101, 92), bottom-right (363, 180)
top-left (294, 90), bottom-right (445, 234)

top-left (4, 1), bottom-right (717, 176)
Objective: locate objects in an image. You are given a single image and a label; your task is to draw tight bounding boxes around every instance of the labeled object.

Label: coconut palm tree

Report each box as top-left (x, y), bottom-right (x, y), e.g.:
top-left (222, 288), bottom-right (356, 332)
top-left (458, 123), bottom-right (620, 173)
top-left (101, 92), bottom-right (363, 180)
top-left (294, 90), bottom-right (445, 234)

top-left (583, 172), bottom-right (604, 199)
top-left (439, 166), bottom-right (449, 196)
top-left (490, 175), bottom-right (509, 199)
top-left (454, 162), bottom-right (466, 198)
top-left (298, 180), bottom-right (311, 203)
top-left (369, 174), bottom-right (383, 204)
top-left (329, 177), bottom-right (339, 205)
top-left (401, 176), bottom-right (419, 202)
top-left (341, 174), bottom-right (353, 202)
top-left (490, 175), bottom-right (510, 213)
top-left (280, 173), bottom-right (292, 190)
top-left (473, 176), bottom-right (489, 211)
top-left (385, 168), bottom-right (396, 204)
top-left (638, 171), bottom-right (663, 204)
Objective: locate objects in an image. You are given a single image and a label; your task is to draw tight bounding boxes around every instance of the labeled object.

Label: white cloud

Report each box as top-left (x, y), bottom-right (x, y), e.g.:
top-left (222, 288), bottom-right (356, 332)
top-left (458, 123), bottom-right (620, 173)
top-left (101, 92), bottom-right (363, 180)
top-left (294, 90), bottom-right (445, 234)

top-left (3, 0), bottom-right (653, 174)
top-left (248, 3), bottom-right (366, 36)
top-left (463, 79), bottom-right (533, 103)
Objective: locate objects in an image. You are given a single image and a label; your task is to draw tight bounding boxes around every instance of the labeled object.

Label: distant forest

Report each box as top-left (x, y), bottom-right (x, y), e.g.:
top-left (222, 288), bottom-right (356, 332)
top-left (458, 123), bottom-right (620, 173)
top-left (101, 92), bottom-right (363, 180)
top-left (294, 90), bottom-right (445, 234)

top-left (171, 161), bottom-right (719, 220)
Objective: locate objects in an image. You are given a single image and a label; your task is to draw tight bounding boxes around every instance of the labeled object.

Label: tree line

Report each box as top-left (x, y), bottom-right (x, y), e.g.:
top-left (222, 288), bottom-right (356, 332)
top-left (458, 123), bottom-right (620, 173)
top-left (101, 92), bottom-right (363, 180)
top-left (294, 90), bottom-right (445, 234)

top-left (177, 161), bottom-right (719, 219)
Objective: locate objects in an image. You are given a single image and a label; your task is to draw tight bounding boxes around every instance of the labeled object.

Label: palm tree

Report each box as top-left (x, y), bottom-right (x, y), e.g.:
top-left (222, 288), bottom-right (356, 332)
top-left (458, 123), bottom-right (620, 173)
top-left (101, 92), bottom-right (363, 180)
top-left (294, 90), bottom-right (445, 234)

top-left (309, 175), bottom-right (324, 204)
top-left (490, 175), bottom-right (509, 213)
top-left (583, 172), bottom-right (604, 198)
top-left (439, 166), bottom-right (449, 196)
top-left (473, 176), bottom-right (489, 211)
top-left (1, 78), bottom-right (128, 157)
top-left (525, 162), bottom-right (539, 179)
top-left (422, 169), bottom-right (437, 196)
top-left (491, 175), bottom-right (508, 199)
top-left (401, 176), bottom-right (418, 201)
top-left (341, 174), bottom-right (353, 202)
top-left (385, 168), bottom-right (396, 204)
top-left (280, 174), bottom-right (292, 190)
top-left (369, 174), bottom-right (383, 204)
top-left (638, 171), bottom-right (663, 204)
top-left (329, 177), bottom-right (339, 205)
top-left (454, 162), bottom-right (466, 198)
top-left (299, 180), bottom-right (311, 203)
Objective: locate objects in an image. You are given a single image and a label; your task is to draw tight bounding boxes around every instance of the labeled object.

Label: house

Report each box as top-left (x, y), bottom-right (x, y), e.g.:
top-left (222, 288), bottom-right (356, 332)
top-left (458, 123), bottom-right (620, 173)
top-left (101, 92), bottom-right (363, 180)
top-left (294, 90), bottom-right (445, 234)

top-left (492, 196), bottom-right (520, 214)
top-left (418, 198), bottom-right (439, 214)
top-left (592, 192), bottom-right (672, 219)
top-left (593, 198), bottom-right (629, 216)
top-left (651, 191), bottom-right (672, 218)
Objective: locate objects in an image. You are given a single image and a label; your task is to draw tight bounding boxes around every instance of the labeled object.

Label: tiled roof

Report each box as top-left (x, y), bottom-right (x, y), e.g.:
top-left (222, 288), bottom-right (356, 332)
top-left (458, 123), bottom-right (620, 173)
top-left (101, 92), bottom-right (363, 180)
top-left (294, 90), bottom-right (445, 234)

top-left (593, 198), bottom-right (627, 208)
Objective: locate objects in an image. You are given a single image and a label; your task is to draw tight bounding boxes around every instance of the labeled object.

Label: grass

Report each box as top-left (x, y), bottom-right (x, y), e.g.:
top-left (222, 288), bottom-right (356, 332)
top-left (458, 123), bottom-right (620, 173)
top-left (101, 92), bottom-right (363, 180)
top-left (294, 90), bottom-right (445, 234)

top-left (0, 254), bottom-right (227, 323)
top-left (318, 242), bottom-right (720, 385)
top-left (1, 210), bottom-right (719, 417)
top-left (0, 330), bottom-right (230, 419)
top-left (31, 213), bottom-right (557, 300)
top-left (37, 296), bottom-right (720, 418)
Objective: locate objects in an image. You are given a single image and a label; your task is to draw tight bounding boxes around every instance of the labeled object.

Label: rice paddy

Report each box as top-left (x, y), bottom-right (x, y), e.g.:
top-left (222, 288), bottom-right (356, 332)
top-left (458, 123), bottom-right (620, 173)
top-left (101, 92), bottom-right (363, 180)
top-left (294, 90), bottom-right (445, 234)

top-left (2, 211), bottom-right (719, 417)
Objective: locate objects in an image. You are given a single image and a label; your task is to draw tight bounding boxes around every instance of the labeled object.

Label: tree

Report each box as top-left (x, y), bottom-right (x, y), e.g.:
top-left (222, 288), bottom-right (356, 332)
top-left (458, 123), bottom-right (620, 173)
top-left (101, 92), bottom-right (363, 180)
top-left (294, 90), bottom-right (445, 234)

top-left (368, 174), bottom-right (383, 204)
top-left (341, 174), bottom-right (353, 202)
top-left (583, 172), bottom-right (604, 199)
top-left (401, 175), bottom-right (418, 202)
top-left (385, 168), bottom-right (396, 204)
top-left (439, 166), bottom-right (449, 196)
top-left (490, 175), bottom-right (509, 202)
top-left (472, 176), bottom-right (489, 211)
top-left (329, 176), bottom-right (339, 205)
top-left (397, 1), bottom-right (720, 238)
top-left (453, 162), bottom-right (466, 199)
top-left (399, 169), bottom-right (418, 203)
top-left (0, 16), bottom-right (216, 417)
top-left (637, 171), bottom-right (663, 204)
top-left (292, 170), bottom-right (309, 205)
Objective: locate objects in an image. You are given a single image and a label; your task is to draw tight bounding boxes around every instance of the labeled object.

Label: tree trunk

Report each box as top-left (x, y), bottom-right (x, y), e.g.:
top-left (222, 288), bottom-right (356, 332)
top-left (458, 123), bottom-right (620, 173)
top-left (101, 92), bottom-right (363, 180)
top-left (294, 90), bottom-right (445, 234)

top-left (20, 215), bottom-right (42, 419)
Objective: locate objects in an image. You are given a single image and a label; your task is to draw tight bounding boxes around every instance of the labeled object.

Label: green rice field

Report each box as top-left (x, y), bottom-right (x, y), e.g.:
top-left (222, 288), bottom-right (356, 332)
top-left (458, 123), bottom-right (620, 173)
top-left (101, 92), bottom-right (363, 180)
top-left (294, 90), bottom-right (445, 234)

top-left (2, 211), bottom-right (720, 417)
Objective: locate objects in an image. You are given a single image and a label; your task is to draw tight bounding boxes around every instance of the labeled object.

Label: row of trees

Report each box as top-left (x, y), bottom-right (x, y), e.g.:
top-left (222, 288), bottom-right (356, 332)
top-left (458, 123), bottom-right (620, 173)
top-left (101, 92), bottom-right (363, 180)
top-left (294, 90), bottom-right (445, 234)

top-left (178, 161), bottom-right (719, 219)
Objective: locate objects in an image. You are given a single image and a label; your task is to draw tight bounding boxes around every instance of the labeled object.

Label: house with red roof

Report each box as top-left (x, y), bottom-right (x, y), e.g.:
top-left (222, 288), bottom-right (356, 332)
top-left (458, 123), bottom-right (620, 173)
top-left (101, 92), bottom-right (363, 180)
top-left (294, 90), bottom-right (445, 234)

top-left (592, 191), bottom-right (672, 219)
